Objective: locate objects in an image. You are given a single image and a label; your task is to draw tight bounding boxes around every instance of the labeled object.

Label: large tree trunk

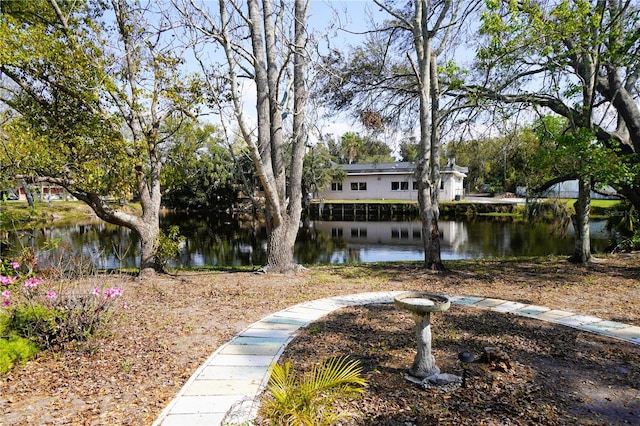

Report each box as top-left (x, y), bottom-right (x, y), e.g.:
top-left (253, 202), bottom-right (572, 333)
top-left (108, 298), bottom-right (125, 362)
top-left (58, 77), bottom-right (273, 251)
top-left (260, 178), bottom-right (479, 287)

top-left (135, 150), bottom-right (163, 275)
top-left (413, 0), bottom-right (444, 271)
top-left (264, 215), bottom-right (298, 271)
top-left (243, 0), bottom-right (307, 273)
top-left (263, 0), bottom-right (307, 273)
top-left (137, 221), bottom-right (160, 274)
top-left (426, 54), bottom-right (443, 270)
top-left (570, 175), bottom-right (591, 263)
top-left (201, 0), bottom-right (308, 273)
top-left (19, 179), bottom-right (35, 207)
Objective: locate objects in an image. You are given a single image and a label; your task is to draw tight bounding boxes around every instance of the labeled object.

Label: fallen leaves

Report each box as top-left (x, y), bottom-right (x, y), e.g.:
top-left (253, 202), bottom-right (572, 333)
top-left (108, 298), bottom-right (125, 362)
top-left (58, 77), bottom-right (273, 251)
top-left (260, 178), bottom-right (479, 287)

top-left (1, 255), bottom-right (640, 425)
top-left (265, 303), bottom-right (640, 425)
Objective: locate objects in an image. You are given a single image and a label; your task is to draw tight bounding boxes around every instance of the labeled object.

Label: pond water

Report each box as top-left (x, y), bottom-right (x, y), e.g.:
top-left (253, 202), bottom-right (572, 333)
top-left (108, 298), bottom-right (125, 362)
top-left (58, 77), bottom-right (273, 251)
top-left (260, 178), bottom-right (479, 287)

top-left (3, 212), bottom-right (612, 269)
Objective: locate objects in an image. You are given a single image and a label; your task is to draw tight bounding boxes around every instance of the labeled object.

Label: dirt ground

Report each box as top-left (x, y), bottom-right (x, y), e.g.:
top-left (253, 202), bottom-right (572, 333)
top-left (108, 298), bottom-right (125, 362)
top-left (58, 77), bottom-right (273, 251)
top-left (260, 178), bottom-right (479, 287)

top-left (1, 254), bottom-right (639, 425)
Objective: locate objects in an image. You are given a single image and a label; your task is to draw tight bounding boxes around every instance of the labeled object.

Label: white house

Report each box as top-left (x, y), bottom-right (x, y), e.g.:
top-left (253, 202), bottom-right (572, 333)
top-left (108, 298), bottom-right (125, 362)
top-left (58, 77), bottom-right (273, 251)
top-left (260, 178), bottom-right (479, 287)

top-left (316, 160), bottom-right (468, 202)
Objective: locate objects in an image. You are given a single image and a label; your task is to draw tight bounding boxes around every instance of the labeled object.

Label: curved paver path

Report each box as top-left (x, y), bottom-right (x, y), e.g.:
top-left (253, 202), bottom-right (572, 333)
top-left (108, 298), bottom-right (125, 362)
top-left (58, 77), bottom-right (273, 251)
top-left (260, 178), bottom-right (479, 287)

top-left (153, 291), bottom-right (640, 426)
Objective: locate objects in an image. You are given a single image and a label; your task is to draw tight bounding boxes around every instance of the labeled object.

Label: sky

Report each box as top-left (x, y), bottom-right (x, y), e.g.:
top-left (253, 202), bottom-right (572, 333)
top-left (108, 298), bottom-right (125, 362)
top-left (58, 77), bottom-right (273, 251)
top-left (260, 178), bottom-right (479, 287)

top-left (306, 1), bottom-right (385, 140)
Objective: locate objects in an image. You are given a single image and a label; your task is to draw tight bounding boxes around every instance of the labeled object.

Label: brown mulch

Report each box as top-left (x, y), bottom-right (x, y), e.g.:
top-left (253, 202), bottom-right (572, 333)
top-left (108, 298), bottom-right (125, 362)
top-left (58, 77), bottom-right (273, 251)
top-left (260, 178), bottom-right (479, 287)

top-left (267, 304), bottom-right (640, 425)
top-left (1, 255), bottom-right (640, 425)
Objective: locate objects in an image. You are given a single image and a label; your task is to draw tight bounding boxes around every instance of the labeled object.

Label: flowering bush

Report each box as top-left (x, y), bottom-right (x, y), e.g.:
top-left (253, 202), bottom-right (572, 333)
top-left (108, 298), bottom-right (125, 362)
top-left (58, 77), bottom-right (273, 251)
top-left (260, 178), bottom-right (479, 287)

top-left (0, 257), bottom-right (125, 351)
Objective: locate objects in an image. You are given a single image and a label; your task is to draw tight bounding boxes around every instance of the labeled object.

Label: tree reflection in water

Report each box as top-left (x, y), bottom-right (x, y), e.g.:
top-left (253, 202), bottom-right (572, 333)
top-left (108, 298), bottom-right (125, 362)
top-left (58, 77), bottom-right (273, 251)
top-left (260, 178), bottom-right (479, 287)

top-left (4, 213), bottom-right (612, 269)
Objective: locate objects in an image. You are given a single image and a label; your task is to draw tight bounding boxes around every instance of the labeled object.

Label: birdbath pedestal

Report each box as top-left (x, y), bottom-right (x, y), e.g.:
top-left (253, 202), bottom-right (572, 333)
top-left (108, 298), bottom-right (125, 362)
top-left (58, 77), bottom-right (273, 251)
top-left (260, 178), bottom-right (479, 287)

top-left (394, 292), bottom-right (451, 379)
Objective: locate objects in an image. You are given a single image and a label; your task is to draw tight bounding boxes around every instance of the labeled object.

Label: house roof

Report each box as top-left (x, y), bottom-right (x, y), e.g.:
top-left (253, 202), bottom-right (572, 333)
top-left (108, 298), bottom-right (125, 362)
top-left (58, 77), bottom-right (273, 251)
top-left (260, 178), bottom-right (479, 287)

top-left (340, 162), bottom-right (415, 175)
top-left (441, 163), bottom-right (469, 174)
top-left (338, 161), bottom-right (468, 176)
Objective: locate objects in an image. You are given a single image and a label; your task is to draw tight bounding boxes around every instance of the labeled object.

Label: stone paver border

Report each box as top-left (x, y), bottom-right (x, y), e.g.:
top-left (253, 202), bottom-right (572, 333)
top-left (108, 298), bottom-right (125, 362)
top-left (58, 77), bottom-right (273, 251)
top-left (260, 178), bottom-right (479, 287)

top-left (153, 291), bottom-right (640, 426)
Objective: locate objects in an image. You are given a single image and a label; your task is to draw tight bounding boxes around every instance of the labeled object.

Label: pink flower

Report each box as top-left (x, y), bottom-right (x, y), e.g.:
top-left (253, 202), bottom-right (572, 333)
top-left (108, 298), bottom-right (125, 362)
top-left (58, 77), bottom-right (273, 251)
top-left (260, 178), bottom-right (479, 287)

top-left (104, 287), bottom-right (123, 298)
top-left (46, 291), bottom-right (57, 299)
top-left (24, 277), bottom-right (43, 288)
top-left (92, 287), bottom-right (101, 297)
top-left (0, 275), bottom-right (15, 285)
top-left (2, 299), bottom-right (9, 307)
top-left (122, 301), bottom-right (128, 309)
top-left (1, 290), bottom-right (10, 298)
top-left (10, 261), bottom-right (20, 269)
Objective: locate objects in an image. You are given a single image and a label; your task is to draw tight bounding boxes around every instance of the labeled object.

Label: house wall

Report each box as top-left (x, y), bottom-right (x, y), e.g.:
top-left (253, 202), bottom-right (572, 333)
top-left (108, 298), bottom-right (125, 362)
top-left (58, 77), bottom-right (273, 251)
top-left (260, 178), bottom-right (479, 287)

top-left (16, 185), bottom-right (67, 201)
top-left (545, 180), bottom-right (618, 199)
top-left (318, 172), bottom-right (464, 201)
top-left (318, 173), bottom-right (419, 201)
top-left (442, 174), bottom-right (465, 201)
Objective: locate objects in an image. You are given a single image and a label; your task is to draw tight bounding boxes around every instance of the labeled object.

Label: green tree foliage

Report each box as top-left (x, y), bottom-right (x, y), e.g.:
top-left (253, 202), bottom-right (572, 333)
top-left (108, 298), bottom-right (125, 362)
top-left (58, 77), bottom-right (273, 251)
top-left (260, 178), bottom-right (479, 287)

top-left (154, 226), bottom-right (185, 271)
top-left (0, 0), bottom-right (201, 274)
top-left (325, 132), bottom-right (394, 164)
top-left (446, 126), bottom-right (542, 194)
top-left (0, 0), bottom-right (131, 196)
top-left (470, 0), bottom-right (640, 262)
top-left (472, 0), bottom-right (640, 207)
top-left (531, 116), bottom-right (624, 189)
top-left (302, 144), bottom-right (344, 199)
top-left (398, 136), bottom-right (420, 162)
top-left (160, 119), bottom-right (237, 210)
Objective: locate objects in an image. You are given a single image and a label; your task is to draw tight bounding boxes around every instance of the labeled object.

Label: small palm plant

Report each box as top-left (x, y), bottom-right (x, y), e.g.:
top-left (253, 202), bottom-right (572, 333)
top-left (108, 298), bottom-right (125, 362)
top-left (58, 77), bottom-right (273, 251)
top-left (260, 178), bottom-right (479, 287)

top-left (261, 356), bottom-right (367, 425)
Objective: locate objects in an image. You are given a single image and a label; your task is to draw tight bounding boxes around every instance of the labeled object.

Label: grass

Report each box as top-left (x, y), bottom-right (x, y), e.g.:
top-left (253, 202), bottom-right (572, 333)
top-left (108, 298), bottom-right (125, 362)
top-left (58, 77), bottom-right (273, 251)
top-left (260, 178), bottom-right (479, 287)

top-left (589, 199), bottom-right (622, 208)
top-left (0, 200), bottom-right (141, 231)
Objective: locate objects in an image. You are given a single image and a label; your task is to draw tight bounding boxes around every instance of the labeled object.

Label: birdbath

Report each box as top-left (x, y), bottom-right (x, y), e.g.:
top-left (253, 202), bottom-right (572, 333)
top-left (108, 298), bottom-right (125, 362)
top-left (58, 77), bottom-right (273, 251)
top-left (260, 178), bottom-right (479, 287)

top-left (394, 292), bottom-right (451, 379)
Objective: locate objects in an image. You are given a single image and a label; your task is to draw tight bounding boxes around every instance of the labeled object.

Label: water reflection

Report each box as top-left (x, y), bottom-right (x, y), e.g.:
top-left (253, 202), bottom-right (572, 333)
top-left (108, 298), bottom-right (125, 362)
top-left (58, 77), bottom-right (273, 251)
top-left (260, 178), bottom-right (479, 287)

top-left (309, 219), bottom-right (610, 262)
top-left (3, 213), bottom-right (612, 269)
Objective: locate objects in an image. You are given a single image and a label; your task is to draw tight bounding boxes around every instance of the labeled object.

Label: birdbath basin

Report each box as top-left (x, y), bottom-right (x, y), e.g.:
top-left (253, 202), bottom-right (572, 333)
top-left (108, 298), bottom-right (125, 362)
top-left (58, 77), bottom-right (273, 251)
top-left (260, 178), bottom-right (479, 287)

top-left (394, 292), bottom-right (451, 379)
top-left (394, 292), bottom-right (450, 314)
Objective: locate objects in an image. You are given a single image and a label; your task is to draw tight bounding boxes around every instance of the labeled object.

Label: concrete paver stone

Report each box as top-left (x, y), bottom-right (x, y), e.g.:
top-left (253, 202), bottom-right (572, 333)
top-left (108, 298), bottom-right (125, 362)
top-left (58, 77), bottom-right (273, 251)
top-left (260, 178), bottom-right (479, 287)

top-left (491, 301), bottom-right (528, 312)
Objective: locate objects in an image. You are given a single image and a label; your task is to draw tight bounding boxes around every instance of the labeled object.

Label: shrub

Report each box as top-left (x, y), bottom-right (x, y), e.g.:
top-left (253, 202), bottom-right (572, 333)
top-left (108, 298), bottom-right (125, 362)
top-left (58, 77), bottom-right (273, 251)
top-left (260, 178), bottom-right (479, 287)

top-left (3, 282), bottom-right (124, 350)
top-left (5, 303), bottom-right (60, 348)
top-left (1, 257), bottom-right (125, 361)
top-left (606, 203), bottom-right (640, 252)
top-left (0, 335), bottom-right (38, 374)
top-left (155, 225), bottom-right (185, 270)
top-left (260, 356), bottom-right (367, 425)
top-left (526, 198), bottom-right (571, 236)
top-left (611, 231), bottom-right (640, 253)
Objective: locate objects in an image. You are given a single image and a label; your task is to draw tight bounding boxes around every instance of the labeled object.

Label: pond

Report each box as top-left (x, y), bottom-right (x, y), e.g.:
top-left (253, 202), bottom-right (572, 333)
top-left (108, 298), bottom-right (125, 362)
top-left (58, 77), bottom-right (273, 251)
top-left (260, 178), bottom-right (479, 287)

top-left (3, 212), bottom-right (612, 269)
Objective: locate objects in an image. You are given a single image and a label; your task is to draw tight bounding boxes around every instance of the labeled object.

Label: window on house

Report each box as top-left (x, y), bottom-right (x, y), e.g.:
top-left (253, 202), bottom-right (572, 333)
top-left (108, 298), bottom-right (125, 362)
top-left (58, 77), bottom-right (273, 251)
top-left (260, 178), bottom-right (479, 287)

top-left (440, 179), bottom-right (445, 190)
top-left (413, 229), bottom-right (422, 240)
top-left (350, 182), bottom-right (367, 191)
top-left (392, 181), bottom-right (410, 191)
top-left (413, 182), bottom-right (418, 190)
top-left (331, 228), bottom-right (343, 237)
top-left (351, 227), bottom-right (367, 238)
top-left (331, 182), bottom-right (343, 191)
top-left (391, 228), bottom-right (410, 239)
